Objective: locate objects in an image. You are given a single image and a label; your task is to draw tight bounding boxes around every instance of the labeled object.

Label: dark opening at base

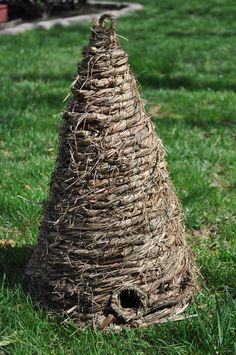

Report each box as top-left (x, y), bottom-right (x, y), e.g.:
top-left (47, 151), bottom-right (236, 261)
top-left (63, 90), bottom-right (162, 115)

top-left (119, 289), bottom-right (141, 309)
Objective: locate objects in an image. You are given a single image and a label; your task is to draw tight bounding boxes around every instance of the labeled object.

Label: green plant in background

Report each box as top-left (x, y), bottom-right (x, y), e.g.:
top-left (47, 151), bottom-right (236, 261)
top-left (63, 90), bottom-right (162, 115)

top-left (0, 0), bottom-right (87, 19)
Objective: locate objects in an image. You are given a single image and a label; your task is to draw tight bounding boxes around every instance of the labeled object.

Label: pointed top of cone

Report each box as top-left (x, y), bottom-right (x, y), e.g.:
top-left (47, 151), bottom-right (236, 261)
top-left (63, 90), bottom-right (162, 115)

top-left (26, 14), bottom-right (198, 329)
top-left (86, 13), bottom-right (118, 51)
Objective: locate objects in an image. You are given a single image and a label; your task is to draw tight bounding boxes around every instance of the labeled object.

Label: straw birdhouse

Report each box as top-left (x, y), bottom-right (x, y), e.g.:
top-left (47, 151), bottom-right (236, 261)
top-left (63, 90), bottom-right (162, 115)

top-left (26, 14), bottom-right (198, 329)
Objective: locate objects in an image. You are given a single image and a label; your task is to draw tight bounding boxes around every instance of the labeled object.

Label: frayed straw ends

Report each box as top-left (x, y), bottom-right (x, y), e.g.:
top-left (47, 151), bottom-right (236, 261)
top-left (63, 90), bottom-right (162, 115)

top-left (25, 13), bottom-right (198, 329)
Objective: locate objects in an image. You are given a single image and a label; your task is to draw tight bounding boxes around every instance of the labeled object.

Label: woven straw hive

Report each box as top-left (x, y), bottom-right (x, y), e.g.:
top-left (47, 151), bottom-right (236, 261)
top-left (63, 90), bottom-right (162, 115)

top-left (26, 14), bottom-right (198, 329)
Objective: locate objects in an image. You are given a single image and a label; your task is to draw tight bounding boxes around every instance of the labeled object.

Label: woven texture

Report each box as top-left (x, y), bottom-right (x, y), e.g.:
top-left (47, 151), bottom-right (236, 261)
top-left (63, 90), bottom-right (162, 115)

top-left (26, 14), bottom-right (198, 329)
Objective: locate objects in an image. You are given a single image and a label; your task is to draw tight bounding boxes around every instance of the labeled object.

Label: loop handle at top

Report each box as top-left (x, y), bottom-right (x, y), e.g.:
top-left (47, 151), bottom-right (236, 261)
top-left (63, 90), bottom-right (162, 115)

top-left (98, 13), bottom-right (116, 31)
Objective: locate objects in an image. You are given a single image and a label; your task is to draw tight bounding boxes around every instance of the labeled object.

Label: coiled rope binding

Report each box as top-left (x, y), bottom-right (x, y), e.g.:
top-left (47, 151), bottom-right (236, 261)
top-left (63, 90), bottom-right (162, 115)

top-left (26, 13), bottom-right (198, 329)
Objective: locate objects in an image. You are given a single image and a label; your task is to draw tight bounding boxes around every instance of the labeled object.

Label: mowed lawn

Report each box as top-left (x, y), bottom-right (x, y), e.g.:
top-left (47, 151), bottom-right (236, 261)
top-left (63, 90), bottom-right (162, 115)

top-left (0, 0), bottom-right (236, 353)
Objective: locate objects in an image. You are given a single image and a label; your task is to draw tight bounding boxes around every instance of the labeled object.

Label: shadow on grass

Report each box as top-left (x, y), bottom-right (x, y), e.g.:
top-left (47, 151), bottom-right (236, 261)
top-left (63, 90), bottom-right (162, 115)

top-left (200, 266), bottom-right (236, 298)
top-left (0, 245), bottom-right (33, 286)
top-left (7, 72), bottom-right (74, 83)
top-left (167, 31), bottom-right (236, 37)
top-left (139, 75), bottom-right (236, 92)
top-left (154, 116), bottom-right (236, 132)
top-left (9, 73), bottom-right (236, 92)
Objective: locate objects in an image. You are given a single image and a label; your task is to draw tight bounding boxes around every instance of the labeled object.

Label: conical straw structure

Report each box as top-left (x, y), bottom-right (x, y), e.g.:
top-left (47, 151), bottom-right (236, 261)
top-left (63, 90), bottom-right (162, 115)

top-left (26, 14), bottom-right (198, 329)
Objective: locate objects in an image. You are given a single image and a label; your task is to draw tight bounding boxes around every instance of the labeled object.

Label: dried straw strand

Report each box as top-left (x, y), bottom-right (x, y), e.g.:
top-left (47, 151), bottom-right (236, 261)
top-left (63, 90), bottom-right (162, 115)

top-left (25, 13), bottom-right (198, 329)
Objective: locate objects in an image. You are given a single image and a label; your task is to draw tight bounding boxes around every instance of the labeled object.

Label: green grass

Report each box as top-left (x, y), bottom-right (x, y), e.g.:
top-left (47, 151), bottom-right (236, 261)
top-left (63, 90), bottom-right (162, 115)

top-left (1, 0), bottom-right (236, 353)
